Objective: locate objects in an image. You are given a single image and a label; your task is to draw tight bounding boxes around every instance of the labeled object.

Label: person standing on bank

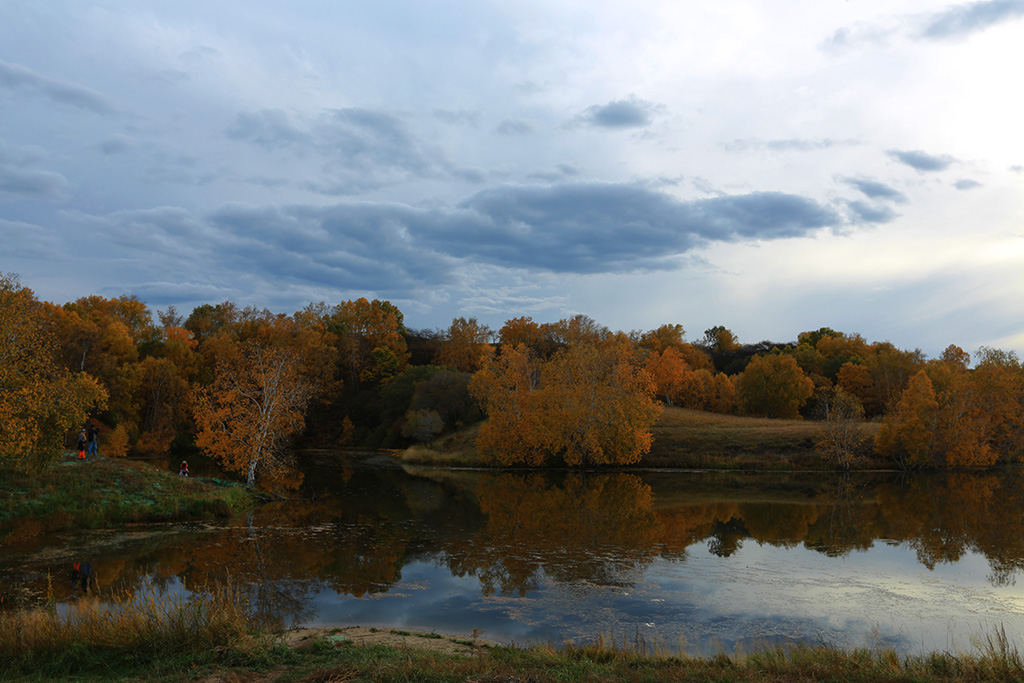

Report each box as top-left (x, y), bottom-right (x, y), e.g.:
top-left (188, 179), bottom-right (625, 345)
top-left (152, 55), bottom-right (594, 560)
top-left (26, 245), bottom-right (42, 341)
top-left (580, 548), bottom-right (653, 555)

top-left (86, 424), bottom-right (99, 457)
top-left (76, 428), bottom-right (87, 460)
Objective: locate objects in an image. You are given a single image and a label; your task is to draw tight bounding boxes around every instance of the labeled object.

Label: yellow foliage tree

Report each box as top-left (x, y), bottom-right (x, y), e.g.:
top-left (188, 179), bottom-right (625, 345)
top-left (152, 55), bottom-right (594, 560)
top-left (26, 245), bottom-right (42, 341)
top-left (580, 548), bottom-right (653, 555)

top-left (469, 344), bottom-right (547, 465)
top-left (471, 340), bottom-right (661, 466)
top-left (735, 354), bottom-right (814, 418)
top-left (876, 360), bottom-right (1008, 469)
top-left (644, 347), bottom-right (689, 405)
top-left (435, 316), bottom-right (494, 372)
top-left (193, 340), bottom-right (321, 486)
top-left (0, 274), bottom-right (107, 472)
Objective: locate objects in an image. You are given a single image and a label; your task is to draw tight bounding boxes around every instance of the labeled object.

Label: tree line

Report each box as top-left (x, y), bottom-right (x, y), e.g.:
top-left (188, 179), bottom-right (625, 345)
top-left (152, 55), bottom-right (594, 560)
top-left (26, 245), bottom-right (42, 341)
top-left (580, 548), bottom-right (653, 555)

top-left (2, 272), bottom-right (1022, 483)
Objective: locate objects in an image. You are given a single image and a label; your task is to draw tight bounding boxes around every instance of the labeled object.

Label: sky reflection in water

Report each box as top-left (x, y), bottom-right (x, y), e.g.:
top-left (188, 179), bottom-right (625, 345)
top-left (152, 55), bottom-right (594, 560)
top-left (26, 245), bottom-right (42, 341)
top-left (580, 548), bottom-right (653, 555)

top-left (5, 459), bottom-right (1024, 655)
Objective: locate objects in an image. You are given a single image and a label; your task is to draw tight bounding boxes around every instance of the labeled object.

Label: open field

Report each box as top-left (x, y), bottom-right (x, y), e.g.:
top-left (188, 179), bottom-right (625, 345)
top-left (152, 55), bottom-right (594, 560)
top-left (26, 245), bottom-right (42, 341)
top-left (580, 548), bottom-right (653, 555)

top-left (398, 407), bottom-right (881, 470)
top-left (645, 406), bottom-right (880, 469)
top-left (0, 454), bottom-right (256, 546)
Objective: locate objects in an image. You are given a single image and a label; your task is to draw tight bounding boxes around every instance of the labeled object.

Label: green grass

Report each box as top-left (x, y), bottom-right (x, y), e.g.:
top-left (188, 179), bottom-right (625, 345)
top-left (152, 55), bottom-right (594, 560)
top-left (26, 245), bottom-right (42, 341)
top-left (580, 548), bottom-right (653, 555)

top-left (0, 454), bottom-right (256, 545)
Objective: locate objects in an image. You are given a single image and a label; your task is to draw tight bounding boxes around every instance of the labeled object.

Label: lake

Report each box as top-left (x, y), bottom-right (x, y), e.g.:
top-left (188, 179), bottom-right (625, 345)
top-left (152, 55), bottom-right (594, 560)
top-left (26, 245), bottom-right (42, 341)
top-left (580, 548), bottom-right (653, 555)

top-left (4, 453), bottom-right (1024, 655)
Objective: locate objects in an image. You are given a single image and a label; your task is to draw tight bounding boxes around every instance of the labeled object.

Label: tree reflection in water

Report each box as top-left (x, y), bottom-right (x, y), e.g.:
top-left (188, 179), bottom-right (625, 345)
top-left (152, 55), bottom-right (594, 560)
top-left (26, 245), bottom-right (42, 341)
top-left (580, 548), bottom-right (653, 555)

top-left (6, 463), bottom-right (1024, 617)
top-left (444, 473), bottom-right (660, 595)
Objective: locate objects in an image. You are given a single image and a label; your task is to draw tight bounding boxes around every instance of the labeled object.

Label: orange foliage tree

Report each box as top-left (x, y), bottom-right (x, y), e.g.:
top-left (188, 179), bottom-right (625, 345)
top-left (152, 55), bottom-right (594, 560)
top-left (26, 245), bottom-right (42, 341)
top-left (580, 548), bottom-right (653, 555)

top-left (876, 349), bottom-right (1022, 468)
top-left (735, 353), bottom-right (814, 418)
top-left (875, 370), bottom-right (940, 468)
top-left (193, 322), bottom-right (332, 486)
top-left (435, 316), bottom-right (494, 372)
top-left (644, 347), bottom-right (689, 405)
top-left (0, 273), bottom-right (107, 472)
top-left (469, 344), bottom-right (547, 465)
top-left (471, 338), bottom-right (661, 466)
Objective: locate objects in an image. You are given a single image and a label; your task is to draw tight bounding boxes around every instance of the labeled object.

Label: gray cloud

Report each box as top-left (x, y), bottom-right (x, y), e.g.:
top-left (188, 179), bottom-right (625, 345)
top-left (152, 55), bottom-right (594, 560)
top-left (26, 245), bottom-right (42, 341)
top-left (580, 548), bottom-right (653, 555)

top-left (841, 177), bottom-right (908, 203)
top-left (440, 183), bottom-right (840, 272)
top-left (725, 138), bottom-right (861, 153)
top-left (887, 149), bottom-right (957, 172)
top-left (495, 119), bottom-right (537, 135)
top-left (819, 24), bottom-right (896, 53)
top-left (226, 109), bottom-right (313, 151)
top-left (954, 178), bottom-right (982, 190)
top-left (0, 217), bottom-right (62, 258)
top-left (123, 281), bottom-right (235, 306)
top-left (1009, 165), bottom-right (1023, 174)
top-left (0, 60), bottom-right (115, 114)
top-left (526, 164), bottom-right (583, 182)
top-left (432, 108), bottom-right (480, 126)
top-left (99, 134), bottom-right (136, 155)
top-left (228, 107), bottom-right (464, 194)
top-left (0, 143), bottom-right (69, 200)
top-left (571, 96), bottom-right (663, 129)
top-left (845, 200), bottom-right (899, 225)
top-left (69, 183), bottom-right (842, 297)
top-left (920, 0), bottom-right (1024, 39)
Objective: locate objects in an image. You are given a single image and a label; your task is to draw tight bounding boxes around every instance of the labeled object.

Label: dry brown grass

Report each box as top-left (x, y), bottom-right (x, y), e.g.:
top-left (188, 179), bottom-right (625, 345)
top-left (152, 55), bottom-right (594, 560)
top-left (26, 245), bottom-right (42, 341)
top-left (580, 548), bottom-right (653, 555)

top-left (397, 407), bottom-right (883, 470)
top-left (644, 406), bottom-right (881, 469)
top-left (0, 581), bottom-right (273, 677)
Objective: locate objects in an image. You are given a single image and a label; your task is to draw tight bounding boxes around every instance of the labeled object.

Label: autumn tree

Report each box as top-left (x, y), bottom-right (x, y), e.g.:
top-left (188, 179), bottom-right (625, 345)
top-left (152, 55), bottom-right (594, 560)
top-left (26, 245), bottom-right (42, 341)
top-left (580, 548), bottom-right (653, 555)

top-left (866, 342), bottom-right (925, 410)
top-left (735, 354), bottom-right (814, 419)
top-left (192, 319), bottom-right (332, 486)
top-left (972, 347), bottom-right (1024, 459)
top-left (471, 338), bottom-right (661, 466)
top-left (676, 368), bottom-right (737, 414)
top-left (836, 361), bottom-right (880, 416)
top-left (542, 340), bottom-right (661, 466)
top-left (815, 386), bottom-right (866, 469)
top-left (873, 365), bottom-right (999, 468)
top-left (435, 317), bottom-right (494, 372)
top-left (702, 326), bottom-right (739, 353)
top-left (0, 273), bottom-right (107, 472)
top-left (498, 316), bottom-right (543, 351)
top-left (470, 344), bottom-right (547, 465)
top-left (329, 298), bottom-right (409, 384)
top-left (637, 324), bottom-right (685, 354)
top-left (645, 347), bottom-right (689, 405)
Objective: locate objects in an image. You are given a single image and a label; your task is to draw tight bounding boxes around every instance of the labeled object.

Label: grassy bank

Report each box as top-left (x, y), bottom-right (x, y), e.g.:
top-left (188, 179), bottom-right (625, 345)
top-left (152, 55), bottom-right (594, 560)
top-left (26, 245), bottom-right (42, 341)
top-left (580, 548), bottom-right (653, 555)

top-left (3, 593), bottom-right (1024, 682)
top-left (0, 454), bottom-right (255, 545)
top-left (397, 407), bottom-right (881, 470)
top-left (645, 407), bottom-right (880, 469)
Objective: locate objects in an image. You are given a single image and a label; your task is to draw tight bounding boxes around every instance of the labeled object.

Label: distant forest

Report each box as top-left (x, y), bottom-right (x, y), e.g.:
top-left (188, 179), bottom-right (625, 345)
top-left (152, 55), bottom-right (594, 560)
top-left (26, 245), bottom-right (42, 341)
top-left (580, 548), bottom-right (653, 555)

top-left (3, 272), bottom-right (1022, 485)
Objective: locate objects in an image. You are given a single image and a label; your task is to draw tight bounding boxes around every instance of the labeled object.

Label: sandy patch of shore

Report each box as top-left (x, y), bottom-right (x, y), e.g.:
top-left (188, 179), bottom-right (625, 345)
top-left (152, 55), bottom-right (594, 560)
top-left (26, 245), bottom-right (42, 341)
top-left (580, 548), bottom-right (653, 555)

top-left (282, 626), bottom-right (500, 656)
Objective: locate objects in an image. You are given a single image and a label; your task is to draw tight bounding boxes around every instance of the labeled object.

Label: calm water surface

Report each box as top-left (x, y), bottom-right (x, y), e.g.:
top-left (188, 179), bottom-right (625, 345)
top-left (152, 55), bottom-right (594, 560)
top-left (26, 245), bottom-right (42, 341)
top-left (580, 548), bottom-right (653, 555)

top-left (4, 453), bottom-right (1024, 655)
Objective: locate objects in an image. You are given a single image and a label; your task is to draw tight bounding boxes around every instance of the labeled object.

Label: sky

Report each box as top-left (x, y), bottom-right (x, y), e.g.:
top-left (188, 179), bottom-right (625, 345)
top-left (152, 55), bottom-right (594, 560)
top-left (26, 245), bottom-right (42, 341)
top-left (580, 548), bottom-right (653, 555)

top-left (1, 0), bottom-right (1022, 358)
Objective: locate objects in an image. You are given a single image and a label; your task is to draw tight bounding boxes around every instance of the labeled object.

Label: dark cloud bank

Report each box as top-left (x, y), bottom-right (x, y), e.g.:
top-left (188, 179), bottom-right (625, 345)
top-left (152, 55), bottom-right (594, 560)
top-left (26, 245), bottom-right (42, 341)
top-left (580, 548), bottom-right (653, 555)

top-left (96, 183), bottom-right (841, 305)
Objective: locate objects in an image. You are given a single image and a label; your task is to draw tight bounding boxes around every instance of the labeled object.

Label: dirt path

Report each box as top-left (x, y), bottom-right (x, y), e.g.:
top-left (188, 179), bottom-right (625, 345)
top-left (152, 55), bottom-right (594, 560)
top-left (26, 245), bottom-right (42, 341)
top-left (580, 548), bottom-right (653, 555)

top-left (281, 626), bottom-right (499, 656)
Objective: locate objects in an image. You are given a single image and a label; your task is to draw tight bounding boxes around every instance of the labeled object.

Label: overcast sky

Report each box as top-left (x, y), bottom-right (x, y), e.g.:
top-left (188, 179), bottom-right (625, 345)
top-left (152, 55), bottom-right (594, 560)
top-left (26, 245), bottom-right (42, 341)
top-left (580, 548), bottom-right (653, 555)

top-left (2, 0), bottom-right (1022, 357)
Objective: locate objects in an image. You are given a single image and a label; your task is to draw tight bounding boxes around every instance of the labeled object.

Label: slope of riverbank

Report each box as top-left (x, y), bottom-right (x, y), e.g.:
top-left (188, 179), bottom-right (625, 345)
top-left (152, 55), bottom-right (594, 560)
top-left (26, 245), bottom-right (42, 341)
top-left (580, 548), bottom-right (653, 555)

top-left (0, 454), bottom-right (256, 546)
top-left (4, 611), bottom-right (1023, 683)
top-left (398, 406), bottom-right (882, 469)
